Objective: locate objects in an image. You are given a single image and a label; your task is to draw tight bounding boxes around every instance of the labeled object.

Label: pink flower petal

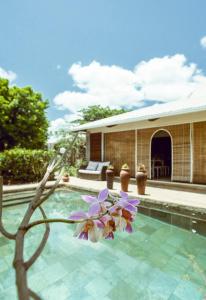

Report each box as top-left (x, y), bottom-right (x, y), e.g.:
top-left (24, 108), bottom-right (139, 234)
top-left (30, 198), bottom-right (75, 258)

top-left (94, 220), bottom-right (105, 229)
top-left (108, 205), bottom-right (118, 213)
top-left (79, 231), bottom-right (88, 240)
top-left (125, 222), bottom-right (133, 233)
top-left (105, 232), bottom-right (114, 240)
top-left (98, 188), bottom-right (109, 202)
top-left (88, 202), bottom-right (101, 216)
top-left (81, 195), bottom-right (96, 203)
top-left (74, 223), bottom-right (85, 237)
top-left (104, 201), bottom-right (112, 207)
top-left (100, 215), bottom-right (112, 224)
top-left (120, 191), bottom-right (128, 199)
top-left (125, 204), bottom-right (137, 212)
top-left (68, 211), bottom-right (88, 220)
top-left (88, 226), bottom-right (100, 243)
top-left (128, 199), bottom-right (140, 205)
top-left (117, 199), bottom-right (127, 207)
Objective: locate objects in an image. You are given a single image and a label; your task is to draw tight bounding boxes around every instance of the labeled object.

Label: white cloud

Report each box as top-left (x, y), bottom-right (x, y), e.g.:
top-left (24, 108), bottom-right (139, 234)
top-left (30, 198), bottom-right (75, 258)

top-left (53, 54), bottom-right (206, 119)
top-left (48, 114), bottom-right (77, 143)
top-left (51, 54), bottom-right (206, 139)
top-left (200, 36), bottom-right (206, 49)
top-left (49, 118), bottom-right (67, 133)
top-left (134, 54), bottom-right (203, 102)
top-left (0, 66), bottom-right (17, 82)
top-left (54, 61), bottom-right (141, 113)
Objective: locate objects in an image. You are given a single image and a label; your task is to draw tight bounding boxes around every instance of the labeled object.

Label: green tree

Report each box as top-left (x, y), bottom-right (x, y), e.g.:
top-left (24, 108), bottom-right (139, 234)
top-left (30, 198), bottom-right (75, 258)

top-left (52, 129), bottom-right (86, 167)
top-left (74, 105), bottom-right (129, 125)
top-left (0, 78), bottom-right (48, 151)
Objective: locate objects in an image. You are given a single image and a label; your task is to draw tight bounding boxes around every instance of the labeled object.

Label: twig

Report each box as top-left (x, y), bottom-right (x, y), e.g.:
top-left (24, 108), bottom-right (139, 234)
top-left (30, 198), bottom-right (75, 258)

top-left (23, 218), bottom-right (84, 230)
top-left (35, 168), bottom-right (65, 207)
top-left (0, 176), bottom-right (16, 239)
top-left (24, 206), bottom-right (50, 270)
top-left (1, 133), bottom-right (79, 300)
top-left (28, 289), bottom-right (42, 300)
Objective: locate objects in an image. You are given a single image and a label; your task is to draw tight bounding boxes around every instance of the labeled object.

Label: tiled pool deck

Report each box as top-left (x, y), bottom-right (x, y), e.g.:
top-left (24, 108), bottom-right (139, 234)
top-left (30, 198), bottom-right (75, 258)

top-left (67, 177), bottom-right (206, 210)
top-left (3, 177), bottom-right (206, 210)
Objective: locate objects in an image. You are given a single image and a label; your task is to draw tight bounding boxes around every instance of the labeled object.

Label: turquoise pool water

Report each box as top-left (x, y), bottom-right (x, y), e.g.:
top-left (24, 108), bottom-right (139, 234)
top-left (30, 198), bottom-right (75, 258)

top-left (0, 189), bottom-right (206, 300)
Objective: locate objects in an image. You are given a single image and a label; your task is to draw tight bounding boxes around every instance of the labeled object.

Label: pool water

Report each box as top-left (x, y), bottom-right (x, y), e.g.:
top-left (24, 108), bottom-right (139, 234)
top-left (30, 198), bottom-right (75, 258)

top-left (0, 189), bottom-right (206, 300)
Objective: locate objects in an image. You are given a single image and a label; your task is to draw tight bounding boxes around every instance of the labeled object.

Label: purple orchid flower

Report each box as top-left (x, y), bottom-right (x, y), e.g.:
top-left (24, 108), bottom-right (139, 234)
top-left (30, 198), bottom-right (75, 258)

top-left (68, 211), bottom-right (89, 220)
top-left (81, 188), bottom-right (109, 216)
top-left (68, 210), bottom-right (104, 242)
top-left (105, 231), bottom-right (114, 240)
top-left (125, 222), bottom-right (133, 233)
top-left (68, 189), bottom-right (140, 242)
top-left (117, 191), bottom-right (140, 212)
top-left (109, 191), bottom-right (140, 214)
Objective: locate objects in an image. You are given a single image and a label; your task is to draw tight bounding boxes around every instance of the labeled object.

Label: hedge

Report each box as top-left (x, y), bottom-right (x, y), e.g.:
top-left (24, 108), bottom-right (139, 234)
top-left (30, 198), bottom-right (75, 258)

top-left (0, 148), bottom-right (54, 184)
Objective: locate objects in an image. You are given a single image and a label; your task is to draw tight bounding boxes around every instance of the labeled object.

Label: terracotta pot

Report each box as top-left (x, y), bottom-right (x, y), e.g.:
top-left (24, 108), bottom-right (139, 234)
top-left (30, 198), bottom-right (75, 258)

top-left (136, 171), bottom-right (147, 195)
top-left (62, 175), bottom-right (69, 182)
top-left (120, 169), bottom-right (130, 192)
top-left (106, 169), bottom-right (114, 189)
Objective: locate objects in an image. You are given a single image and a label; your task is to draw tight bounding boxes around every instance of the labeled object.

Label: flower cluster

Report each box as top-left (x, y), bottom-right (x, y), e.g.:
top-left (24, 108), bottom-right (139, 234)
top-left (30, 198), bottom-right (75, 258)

top-left (68, 189), bottom-right (140, 242)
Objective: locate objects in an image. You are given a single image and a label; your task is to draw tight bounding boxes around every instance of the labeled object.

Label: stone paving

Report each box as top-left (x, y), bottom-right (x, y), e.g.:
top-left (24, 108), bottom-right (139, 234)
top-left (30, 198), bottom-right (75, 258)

top-left (67, 177), bottom-right (206, 211)
top-left (3, 177), bottom-right (206, 211)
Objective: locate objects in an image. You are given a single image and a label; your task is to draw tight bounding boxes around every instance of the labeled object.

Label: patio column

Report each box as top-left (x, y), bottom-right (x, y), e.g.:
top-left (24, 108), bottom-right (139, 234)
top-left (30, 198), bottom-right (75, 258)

top-left (86, 132), bottom-right (90, 161)
top-left (135, 129), bottom-right (137, 175)
top-left (101, 133), bottom-right (104, 162)
top-left (190, 123), bottom-right (193, 183)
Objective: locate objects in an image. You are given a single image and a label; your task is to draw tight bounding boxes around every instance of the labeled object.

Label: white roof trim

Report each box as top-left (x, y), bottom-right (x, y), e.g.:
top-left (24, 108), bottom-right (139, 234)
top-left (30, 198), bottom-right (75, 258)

top-left (73, 99), bottom-right (206, 131)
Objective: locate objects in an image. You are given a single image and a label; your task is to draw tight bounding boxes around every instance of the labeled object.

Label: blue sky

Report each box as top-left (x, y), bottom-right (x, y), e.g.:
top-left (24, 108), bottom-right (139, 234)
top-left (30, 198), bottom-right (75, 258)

top-left (0, 0), bottom-right (206, 131)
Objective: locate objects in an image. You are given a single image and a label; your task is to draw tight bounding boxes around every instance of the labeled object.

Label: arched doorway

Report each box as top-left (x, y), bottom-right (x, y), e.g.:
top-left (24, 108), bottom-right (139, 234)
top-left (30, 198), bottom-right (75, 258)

top-left (151, 130), bottom-right (172, 180)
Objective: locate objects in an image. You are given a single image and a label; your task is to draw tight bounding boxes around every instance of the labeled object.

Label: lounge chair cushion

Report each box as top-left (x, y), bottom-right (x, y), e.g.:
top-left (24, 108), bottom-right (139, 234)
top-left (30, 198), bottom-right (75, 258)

top-left (78, 170), bottom-right (101, 175)
top-left (96, 161), bottom-right (110, 171)
top-left (86, 161), bottom-right (98, 171)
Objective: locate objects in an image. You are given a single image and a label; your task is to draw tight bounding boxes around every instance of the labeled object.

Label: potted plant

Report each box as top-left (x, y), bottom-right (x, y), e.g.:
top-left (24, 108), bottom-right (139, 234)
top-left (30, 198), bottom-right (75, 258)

top-left (106, 165), bottom-right (114, 189)
top-left (136, 164), bottom-right (147, 195)
top-left (62, 173), bottom-right (69, 182)
top-left (120, 163), bottom-right (130, 192)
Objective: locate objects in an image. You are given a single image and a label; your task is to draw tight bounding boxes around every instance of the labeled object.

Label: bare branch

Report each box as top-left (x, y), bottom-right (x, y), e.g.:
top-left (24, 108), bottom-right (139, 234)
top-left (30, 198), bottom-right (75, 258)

top-left (2, 132), bottom-right (80, 300)
top-left (23, 218), bottom-right (82, 231)
top-left (24, 211), bottom-right (108, 231)
top-left (32, 133), bottom-right (78, 208)
top-left (32, 161), bottom-right (57, 207)
top-left (24, 206), bottom-right (50, 270)
top-left (29, 289), bottom-right (41, 300)
top-left (35, 168), bottom-right (65, 208)
top-left (0, 176), bottom-right (16, 240)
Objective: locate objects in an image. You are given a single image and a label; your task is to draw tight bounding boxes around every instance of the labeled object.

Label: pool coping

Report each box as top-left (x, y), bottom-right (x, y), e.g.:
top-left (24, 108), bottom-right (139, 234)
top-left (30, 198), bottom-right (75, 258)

top-left (3, 180), bottom-right (206, 236)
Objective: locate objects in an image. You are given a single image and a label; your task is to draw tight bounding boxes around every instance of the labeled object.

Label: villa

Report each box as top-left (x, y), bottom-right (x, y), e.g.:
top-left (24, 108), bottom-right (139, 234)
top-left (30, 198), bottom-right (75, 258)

top-left (74, 99), bottom-right (206, 184)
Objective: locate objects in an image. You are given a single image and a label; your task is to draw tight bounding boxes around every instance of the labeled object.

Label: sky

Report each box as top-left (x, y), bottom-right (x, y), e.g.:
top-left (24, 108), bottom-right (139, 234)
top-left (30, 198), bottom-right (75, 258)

top-left (1, 0), bottom-right (206, 135)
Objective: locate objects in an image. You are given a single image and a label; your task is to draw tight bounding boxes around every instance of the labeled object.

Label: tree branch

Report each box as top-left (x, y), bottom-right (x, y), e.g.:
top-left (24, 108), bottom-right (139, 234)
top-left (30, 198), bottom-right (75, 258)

top-left (23, 218), bottom-right (82, 231)
top-left (0, 176), bottom-right (16, 239)
top-left (2, 133), bottom-right (79, 300)
top-left (24, 206), bottom-right (50, 271)
top-left (28, 289), bottom-right (41, 300)
top-left (31, 158), bottom-right (58, 207)
top-left (24, 210), bottom-right (109, 231)
top-left (35, 168), bottom-right (65, 208)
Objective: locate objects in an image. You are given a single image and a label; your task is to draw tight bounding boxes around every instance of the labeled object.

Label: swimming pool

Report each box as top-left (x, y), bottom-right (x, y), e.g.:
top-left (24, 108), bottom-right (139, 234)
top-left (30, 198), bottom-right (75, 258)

top-left (0, 189), bottom-right (206, 300)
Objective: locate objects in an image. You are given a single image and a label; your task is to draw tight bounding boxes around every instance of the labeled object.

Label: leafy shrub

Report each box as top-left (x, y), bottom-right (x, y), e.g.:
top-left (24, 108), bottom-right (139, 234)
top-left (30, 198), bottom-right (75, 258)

top-left (0, 148), bottom-right (54, 184)
top-left (66, 166), bottom-right (78, 176)
top-left (63, 159), bottom-right (87, 177)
